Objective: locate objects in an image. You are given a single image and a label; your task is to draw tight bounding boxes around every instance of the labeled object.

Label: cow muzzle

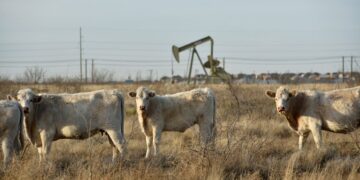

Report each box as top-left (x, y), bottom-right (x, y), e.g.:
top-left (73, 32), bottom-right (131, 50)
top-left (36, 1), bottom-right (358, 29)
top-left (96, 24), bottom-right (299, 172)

top-left (277, 106), bottom-right (285, 113)
top-left (139, 105), bottom-right (146, 111)
top-left (23, 107), bottom-right (29, 114)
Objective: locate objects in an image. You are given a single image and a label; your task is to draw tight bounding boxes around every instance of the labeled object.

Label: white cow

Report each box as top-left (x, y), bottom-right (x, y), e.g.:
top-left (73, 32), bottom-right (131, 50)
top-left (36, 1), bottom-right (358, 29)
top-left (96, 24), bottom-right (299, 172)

top-left (16, 89), bottom-right (126, 161)
top-left (266, 86), bottom-right (360, 149)
top-left (128, 86), bottom-right (216, 158)
top-left (0, 96), bottom-right (23, 166)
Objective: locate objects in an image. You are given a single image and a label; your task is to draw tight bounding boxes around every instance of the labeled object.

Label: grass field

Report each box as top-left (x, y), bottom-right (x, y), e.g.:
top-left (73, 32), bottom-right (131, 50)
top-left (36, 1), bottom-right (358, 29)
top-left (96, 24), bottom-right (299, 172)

top-left (0, 83), bottom-right (359, 179)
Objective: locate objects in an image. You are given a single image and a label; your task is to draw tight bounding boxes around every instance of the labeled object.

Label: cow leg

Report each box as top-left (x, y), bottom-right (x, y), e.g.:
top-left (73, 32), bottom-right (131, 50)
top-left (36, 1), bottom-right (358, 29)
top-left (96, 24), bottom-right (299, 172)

top-left (105, 130), bottom-right (126, 161)
top-left (152, 126), bottom-right (162, 157)
top-left (145, 135), bottom-right (152, 159)
top-left (2, 137), bottom-right (13, 167)
top-left (298, 132), bottom-right (309, 150)
top-left (37, 147), bottom-right (43, 162)
top-left (112, 147), bottom-right (119, 162)
top-left (309, 123), bottom-right (323, 149)
top-left (106, 134), bottom-right (120, 162)
top-left (39, 130), bottom-right (54, 162)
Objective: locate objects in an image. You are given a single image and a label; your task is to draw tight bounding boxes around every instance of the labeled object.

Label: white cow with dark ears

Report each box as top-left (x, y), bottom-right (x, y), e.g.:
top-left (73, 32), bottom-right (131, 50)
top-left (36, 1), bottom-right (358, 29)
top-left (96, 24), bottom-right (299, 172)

top-left (0, 95), bottom-right (23, 167)
top-left (266, 86), bottom-right (360, 149)
top-left (16, 88), bottom-right (126, 162)
top-left (128, 86), bottom-right (216, 158)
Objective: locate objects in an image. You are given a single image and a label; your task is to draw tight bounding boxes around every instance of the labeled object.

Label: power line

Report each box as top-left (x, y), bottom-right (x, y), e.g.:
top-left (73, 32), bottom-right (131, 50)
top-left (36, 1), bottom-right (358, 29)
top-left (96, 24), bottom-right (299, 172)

top-left (0, 41), bottom-right (77, 46)
top-left (0, 60), bottom-right (77, 64)
top-left (1, 40), bottom-right (359, 48)
top-left (216, 42), bottom-right (360, 47)
top-left (84, 47), bottom-right (170, 52)
top-left (94, 58), bottom-right (171, 63)
top-left (80, 47), bottom-right (360, 53)
top-left (228, 61), bottom-right (340, 65)
top-left (0, 55), bottom-right (358, 72)
top-left (0, 56), bottom-right (349, 65)
top-left (224, 56), bottom-right (347, 61)
top-left (84, 40), bottom-right (360, 47)
top-left (83, 40), bottom-right (171, 46)
top-left (0, 54), bottom-right (79, 58)
top-left (82, 48), bottom-right (167, 52)
top-left (0, 58), bottom-right (179, 64)
top-left (0, 65), bottom-right (78, 68)
top-left (0, 48), bottom-right (78, 52)
top-left (95, 63), bottom-right (186, 67)
top-left (217, 49), bottom-right (360, 53)
top-left (42, 59), bottom-right (171, 64)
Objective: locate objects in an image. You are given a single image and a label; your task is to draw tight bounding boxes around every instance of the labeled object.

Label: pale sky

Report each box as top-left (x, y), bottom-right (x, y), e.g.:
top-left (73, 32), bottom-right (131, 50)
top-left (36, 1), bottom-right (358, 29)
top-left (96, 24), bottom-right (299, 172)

top-left (0, 0), bottom-right (359, 80)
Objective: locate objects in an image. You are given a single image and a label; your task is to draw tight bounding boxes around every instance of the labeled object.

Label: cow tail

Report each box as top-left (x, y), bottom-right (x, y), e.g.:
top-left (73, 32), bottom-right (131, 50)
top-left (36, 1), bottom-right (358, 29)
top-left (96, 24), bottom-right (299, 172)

top-left (207, 89), bottom-right (216, 140)
top-left (115, 91), bottom-right (125, 138)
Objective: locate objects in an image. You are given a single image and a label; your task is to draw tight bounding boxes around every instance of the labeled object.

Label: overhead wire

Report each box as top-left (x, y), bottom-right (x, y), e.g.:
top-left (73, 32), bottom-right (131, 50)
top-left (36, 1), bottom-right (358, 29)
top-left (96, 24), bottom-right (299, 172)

top-left (0, 40), bottom-right (359, 74)
top-left (0, 48), bottom-right (78, 52)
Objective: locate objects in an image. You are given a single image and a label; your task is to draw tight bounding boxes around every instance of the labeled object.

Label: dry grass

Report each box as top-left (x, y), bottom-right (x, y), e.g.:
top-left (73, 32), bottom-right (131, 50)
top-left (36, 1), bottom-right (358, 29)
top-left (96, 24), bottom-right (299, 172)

top-left (0, 82), bottom-right (359, 179)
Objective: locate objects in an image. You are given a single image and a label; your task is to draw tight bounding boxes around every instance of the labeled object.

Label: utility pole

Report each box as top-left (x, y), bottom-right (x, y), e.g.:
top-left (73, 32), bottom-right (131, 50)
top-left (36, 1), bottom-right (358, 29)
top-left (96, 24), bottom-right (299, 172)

top-left (155, 70), bottom-right (158, 81)
top-left (136, 71), bottom-right (141, 82)
top-left (171, 58), bottom-right (174, 84)
top-left (350, 56), bottom-right (353, 80)
top-left (149, 69), bottom-right (153, 82)
top-left (85, 59), bottom-right (88, 83)
top-left (92, 59), bottom-right (94, 83)
top-left (80, 27), bottom-right (83, 82)
top-left (223, 57), bottom-right (225, 70)
top-left (171, 57), bottom-right (174, 77)
top-left (342, 56), bottom-right (345, 83)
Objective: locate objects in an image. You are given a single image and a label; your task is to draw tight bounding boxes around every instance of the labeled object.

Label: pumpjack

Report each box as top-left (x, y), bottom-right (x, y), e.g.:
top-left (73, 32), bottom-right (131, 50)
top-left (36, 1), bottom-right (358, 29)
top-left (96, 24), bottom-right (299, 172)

top-left (172, 36), bottom-right (231, 84)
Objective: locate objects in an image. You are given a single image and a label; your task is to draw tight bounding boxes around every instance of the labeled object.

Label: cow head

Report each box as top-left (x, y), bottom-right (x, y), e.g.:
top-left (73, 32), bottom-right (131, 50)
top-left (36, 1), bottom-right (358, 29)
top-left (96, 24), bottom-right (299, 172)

top-left (128, 87), bottom-right (156, 113)
top-left (16, 89), bottom-right (42, 114)
top-left (265, 86), bottom-right (296, 114)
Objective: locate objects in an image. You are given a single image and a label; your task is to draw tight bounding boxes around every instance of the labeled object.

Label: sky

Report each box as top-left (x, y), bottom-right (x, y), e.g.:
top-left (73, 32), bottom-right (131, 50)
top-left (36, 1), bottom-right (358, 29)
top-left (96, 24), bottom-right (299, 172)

top-left (0, 0), bottom-right (359, 80)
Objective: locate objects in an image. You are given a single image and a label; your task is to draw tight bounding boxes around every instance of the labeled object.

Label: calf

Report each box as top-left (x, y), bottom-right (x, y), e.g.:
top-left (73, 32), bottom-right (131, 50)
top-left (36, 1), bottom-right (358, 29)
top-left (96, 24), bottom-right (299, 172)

top-left (0, 96), bottom-right (23, 166)
top-left (266, 86), bottom-right (360, 149)
top-left (128, 87), bottom-right (216, 158)
top-left (16, 89), bottom-right (126, 162)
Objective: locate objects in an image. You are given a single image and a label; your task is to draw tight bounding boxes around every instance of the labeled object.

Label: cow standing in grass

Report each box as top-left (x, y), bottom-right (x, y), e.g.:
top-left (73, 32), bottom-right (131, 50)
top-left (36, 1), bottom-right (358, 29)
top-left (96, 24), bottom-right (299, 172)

top-left (0, 96), bottom-right (23, 167)
top-left (266, 86), bottom-right (360, 149)
top-left (128, 87), bottom-right (216, 158)
top-left (16, 89), bottom-right (126, 162)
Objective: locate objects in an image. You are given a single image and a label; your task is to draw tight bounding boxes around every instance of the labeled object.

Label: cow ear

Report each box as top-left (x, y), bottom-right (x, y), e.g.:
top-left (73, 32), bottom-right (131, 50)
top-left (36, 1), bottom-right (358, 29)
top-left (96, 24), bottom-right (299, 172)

top-left (265, 90), bottom-right (276, 98)
top-left (289, 90), bottom-right (297, 97)
top-left (7, 95), bottom-right (13, 101)
top-left (32, 95), bottom-right (42, 103)
top-left (148, 91), bottom-right (156, 98)
top-left (128, 92), bottom-right (136, 98)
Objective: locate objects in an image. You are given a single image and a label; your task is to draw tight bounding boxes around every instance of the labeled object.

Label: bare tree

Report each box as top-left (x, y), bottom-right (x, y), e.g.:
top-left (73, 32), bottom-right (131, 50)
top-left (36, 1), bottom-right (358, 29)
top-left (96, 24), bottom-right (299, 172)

top-left (47, 75), bottom-right (65, 83)
top-left (93, 68), bottom-right (115, 83)
top-left (23, 66), bottom-right (46, 84)
top-left (0, 74), bottom-right (10, 82)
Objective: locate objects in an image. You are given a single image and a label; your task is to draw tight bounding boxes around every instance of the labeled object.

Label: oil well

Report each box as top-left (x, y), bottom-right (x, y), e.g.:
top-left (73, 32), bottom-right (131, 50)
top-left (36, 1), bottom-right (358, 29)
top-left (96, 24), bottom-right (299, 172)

top-left (172, 36), bottom-right (231, 84)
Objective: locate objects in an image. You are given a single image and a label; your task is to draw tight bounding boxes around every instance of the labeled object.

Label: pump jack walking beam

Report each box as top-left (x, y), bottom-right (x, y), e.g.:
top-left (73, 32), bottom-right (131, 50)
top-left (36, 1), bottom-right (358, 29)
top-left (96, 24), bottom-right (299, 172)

top-left (172, 36), bottom-right (214, 84)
